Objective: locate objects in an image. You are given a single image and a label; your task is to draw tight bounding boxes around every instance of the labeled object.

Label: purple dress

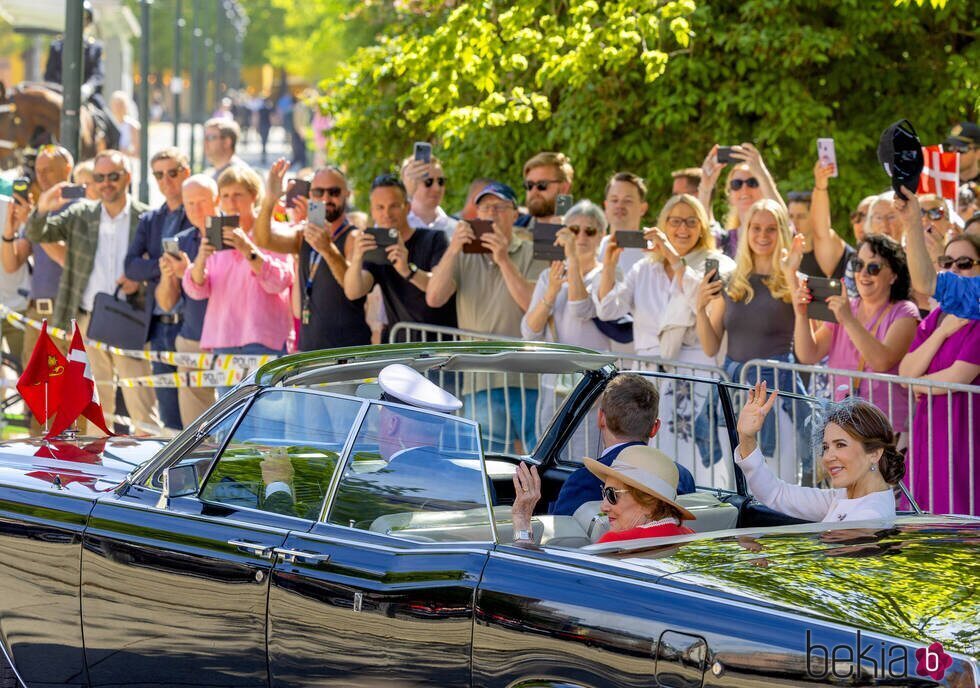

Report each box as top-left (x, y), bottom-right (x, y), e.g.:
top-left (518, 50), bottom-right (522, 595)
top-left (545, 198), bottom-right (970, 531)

top-left (907, 309), bottom-right (980, 515)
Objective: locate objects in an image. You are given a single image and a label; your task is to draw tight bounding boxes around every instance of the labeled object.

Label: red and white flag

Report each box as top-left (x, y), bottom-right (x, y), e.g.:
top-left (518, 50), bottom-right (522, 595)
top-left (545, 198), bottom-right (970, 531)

top-left (15, 321), bottom-right (67, 426)
top-left (918, 145), bottom-right (959, 203)
top-left (46, 322), bottom-right (113, 438)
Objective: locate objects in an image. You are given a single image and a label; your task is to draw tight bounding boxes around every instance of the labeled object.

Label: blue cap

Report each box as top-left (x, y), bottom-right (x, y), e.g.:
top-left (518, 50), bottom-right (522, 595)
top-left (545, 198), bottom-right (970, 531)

top-left (475, 181), bottom-right (518, 208)
top-left (378, 364), bottom-right (462, 413)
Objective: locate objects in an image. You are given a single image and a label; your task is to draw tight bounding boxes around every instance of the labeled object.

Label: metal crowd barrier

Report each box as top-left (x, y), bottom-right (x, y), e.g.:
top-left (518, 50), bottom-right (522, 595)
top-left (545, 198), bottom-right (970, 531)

top-left (738, 358), bottom-right (979, 516)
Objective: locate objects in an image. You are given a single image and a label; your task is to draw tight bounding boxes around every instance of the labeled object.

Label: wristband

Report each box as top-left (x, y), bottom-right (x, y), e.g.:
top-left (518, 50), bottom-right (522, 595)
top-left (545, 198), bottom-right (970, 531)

top-left (2, 236), bottom-right (15, 243)
top-left (814, 186), bottom-right (828, 191)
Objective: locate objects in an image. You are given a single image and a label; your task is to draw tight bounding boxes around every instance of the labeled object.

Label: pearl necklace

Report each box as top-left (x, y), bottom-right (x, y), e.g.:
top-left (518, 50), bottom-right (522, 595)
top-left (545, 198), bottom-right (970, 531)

top-left (639, 517), bottom-right (680, 529)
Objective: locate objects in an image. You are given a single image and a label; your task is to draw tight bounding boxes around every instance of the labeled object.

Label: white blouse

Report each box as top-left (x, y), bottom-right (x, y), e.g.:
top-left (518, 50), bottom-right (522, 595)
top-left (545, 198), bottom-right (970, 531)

top-left (735, 446), bottom-right (897, 523)
top-left (521, 265), bottom-right (611, 351)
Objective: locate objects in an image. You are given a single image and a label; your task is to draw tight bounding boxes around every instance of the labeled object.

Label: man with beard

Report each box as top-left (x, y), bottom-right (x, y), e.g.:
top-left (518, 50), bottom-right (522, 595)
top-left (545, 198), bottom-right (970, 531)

top-left (253, 158), bottom-right (371, 351)
top-left (519, 151), bottom-right (574, 227)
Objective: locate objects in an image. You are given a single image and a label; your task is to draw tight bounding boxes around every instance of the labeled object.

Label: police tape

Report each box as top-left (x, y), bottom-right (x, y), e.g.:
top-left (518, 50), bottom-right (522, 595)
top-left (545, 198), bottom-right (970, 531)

top-left (115, 369), bottom-right (244, 388)
top-left (1, 306), bottom-right (277, 371)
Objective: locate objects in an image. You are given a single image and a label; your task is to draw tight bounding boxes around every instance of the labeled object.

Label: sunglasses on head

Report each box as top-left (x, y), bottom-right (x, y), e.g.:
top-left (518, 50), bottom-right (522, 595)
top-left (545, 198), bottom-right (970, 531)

top-left (601, 485), bottom-right (630, 505)
top-left (423, 177), bottom-right (446, 188)
top-left (310, 186), bottom-right (343, 198)
top-left (93, 171), bottom-right (124, 183)
top-left (849, 257), bottom-right (885, 276)
top-left (152, 167), bottom-right (184, 180)
top-left (920, 207), bottom-right (945, 220)
top-left (524, 179), bottom-right (559, 192)
top-left (937, 255), bottom-right (980, 270)
top-left (729, 177), bottom-right (760, 191)
top-left (567, 224), bottom-right (599, 237)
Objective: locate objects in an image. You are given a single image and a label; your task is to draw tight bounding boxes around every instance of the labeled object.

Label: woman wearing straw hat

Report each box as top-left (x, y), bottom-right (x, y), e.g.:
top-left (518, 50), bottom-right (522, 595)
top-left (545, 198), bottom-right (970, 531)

top-left (511, 447), bottom-right (696, 545)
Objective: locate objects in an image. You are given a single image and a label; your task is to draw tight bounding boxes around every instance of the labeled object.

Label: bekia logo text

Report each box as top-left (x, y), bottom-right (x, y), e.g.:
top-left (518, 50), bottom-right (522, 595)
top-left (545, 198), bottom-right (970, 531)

top-left (806, 631), bottom-right (953, 680)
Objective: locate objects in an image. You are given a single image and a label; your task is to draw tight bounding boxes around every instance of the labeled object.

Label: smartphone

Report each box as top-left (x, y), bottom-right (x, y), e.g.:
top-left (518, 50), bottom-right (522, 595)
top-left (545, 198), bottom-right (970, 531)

top-left (615, 230), bottom-right (648, 249)
top-left (362, 227), bottom-right (400, 265)
top-left (463, 219), bottom-right (494, 254)
top-left (413, 142), bottom-right (432, 164)
top-left (716, 146), bottom-right (735, 164)
top-left (532, 221), bottom-right (565, 261)
top-left (817, 138), bottom-right (838, 177)
top-left (285, 179), bottom-right (310, 208)
top-left (555, 194), bottom-right (574, 217)
top-left (11, 177), bottom-right (30, 200)
top-left (806, 276), bottom-right (842, 323)
top-left (62, 184), bottom-right (87, 199)
top-left (206, 215), bottom-right (239, 250)
top-left (308, 200), bottom-right (326, 227)
top-left (162, 238), bottom-right (181, 257)
top-left (705, 257), bottom-right (720, 283)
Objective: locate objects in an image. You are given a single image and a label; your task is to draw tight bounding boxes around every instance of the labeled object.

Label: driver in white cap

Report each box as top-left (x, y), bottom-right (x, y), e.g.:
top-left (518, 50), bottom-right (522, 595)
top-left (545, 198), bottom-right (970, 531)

top-left (376, 363), bottom-right (462, 462)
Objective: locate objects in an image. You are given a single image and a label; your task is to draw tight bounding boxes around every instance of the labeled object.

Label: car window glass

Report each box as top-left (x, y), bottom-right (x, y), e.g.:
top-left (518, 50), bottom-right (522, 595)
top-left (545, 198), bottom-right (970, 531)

top-left (199, 390), bottom-right (362, 520)
top-left (723, 383), bottom-right (826, 489)
top-left (327, 402), bottom-right (492, 542)
top-left (142, 405), bottom-right (244, 490)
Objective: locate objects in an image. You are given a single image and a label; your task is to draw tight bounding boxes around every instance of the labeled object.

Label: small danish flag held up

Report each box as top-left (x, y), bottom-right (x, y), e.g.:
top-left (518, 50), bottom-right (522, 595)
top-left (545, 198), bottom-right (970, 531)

top-left (917, 146), bottom-right (959, 204)
top-left (45, 322), bottom-right (113, 438)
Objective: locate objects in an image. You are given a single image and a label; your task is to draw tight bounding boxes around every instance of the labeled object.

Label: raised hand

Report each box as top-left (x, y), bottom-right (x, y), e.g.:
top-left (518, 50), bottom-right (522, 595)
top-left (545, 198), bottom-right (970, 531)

top-left (736, 381), bottom-right (778, 457)
top-left (696, 271), bottom-right (724, 311)
top-left (265, 158), bottom-right (291, 202)
top-left (825, 281), bottom-right (853, 325)
top-left (780, 232), bottom-right (806, 287)
top-left (510, 461), bottom-right (541, 539)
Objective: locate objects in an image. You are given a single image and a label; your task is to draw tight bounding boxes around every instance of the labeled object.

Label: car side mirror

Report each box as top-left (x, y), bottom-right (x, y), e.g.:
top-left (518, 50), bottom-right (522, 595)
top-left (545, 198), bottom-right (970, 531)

top-left (156, 464), bottom-right (199, 509)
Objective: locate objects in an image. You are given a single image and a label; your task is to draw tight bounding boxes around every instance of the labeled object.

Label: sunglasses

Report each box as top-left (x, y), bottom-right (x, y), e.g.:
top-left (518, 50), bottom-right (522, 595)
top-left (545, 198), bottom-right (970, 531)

top-left (601, 485), bottom-right (630, 505)
top-left (850, 211), bottom-right (867, 223)
top-left (937, 255), bottom-right (980, 270)
top-left (849, 258), bottom-right (885, 276)
top-left (920, 207), bottom-right (945, 220)
top-left (729, 177), bottom-right (760, 191)
top-left (567, 225), bottom-right (599, 237)
top-left (310, 186), bottom-right (343, 198)
top-left (524, 179), bottom-right (559, 192)
top-left (946, 144), bottom-right (972, 154)
top-left (423, 177), bottom-right (446, 188)
top-left (93, 171), bottom-right (124, 183)
top-left (152, 167), bottom-right (185, 180)
top-left (666, 216), bottom-right (699, 229)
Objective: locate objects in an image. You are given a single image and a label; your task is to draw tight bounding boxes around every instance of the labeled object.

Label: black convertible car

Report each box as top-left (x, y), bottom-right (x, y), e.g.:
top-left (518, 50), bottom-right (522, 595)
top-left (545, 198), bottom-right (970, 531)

top-left (0, 342), bottom-right (977, 687)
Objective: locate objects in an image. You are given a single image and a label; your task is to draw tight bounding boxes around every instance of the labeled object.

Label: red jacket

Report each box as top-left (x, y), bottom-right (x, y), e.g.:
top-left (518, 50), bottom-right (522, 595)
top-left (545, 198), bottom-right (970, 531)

top-left (598, 523), bottom-right (694, 543)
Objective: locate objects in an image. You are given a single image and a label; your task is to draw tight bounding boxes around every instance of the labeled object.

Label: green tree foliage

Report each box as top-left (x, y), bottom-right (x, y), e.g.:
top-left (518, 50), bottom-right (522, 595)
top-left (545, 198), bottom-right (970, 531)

top-left (320, 0), bottom-right (976, 229)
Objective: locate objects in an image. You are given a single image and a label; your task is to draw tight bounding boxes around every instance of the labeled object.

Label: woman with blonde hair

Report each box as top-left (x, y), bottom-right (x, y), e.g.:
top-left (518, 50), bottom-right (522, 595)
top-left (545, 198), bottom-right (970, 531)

top-left (695, 199), bottom-right (807, 473)
top-left (594, 194), bottom-right (734, 477)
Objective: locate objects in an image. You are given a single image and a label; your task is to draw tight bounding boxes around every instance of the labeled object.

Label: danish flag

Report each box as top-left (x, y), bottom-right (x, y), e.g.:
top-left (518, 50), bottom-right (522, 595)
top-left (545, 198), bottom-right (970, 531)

top-left (45, 322), bottom-right (113, 438)
top-left (918, 146), bottom-right (960, 204)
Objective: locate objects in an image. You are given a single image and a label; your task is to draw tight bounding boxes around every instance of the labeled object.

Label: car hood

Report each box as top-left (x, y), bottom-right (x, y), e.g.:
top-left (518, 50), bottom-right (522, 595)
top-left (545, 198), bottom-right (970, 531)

top-left (612, 517), bottom-right (980, 657)
top-left (0, 436), bottom-right (166, 495)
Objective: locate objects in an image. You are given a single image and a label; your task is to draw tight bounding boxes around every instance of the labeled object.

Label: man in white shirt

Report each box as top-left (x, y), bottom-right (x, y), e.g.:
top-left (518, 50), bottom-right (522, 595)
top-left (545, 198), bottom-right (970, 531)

top-left (598, 171), bottom-right (650, 273)
top-left (26, 150), bottom-right (161, 435)
top-left (401, 155), bottom-right (456, 235)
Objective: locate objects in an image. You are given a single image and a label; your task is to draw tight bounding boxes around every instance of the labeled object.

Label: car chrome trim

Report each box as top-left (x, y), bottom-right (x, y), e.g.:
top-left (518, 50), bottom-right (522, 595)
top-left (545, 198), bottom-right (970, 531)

top-left (297, 528), bottom-right (492, 555)
top-left (317, 400), bottom-right (371, 523)
top-left (488, 549), bottom-right (980, 665)
top-left (0, 638), bottom-right (26, 688)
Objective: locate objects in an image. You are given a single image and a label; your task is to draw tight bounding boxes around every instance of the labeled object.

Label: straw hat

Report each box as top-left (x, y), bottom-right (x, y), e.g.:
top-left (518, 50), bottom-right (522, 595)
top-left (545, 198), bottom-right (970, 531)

top-left (585, 446), bottom-right (696, 521)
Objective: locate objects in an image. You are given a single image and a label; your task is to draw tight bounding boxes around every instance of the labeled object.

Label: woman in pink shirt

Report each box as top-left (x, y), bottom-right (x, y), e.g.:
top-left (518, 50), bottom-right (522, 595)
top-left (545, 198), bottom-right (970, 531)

top-left (793, 233), bottom-right (919, 433)
top-left (183, 166), bottom-right (294, 361)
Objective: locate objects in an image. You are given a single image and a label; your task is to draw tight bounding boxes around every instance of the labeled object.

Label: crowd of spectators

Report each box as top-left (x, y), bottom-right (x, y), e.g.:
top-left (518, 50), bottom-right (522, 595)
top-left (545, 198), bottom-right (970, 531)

top-left (1, 116), bottom-right (978, 512)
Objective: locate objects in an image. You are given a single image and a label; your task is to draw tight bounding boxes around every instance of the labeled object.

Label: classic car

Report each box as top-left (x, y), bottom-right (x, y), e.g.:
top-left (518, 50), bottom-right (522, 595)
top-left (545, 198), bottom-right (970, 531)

top-left (0, 341), bottom-right (977, 688)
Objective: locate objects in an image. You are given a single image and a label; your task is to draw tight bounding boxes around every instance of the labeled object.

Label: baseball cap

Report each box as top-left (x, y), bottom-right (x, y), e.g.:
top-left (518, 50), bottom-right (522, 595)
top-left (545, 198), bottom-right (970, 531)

top-left (475, 181), bottom-right (518, 208)
top-left (944, 122), bottom-right (980, 150)
top-left (877, 119), bottom-right (924, 201)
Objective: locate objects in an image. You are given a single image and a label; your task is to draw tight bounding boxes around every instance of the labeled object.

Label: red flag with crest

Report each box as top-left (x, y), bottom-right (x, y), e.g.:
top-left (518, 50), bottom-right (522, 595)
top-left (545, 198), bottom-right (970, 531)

top-left (15, 321), bottom-right (67, 425)
top-left (45, 323), bottom-right (113, 438)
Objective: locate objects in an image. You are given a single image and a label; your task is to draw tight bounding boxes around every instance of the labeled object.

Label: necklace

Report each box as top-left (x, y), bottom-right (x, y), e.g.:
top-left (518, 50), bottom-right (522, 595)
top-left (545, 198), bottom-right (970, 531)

top-left (639, 517), bottom-right (680, 529)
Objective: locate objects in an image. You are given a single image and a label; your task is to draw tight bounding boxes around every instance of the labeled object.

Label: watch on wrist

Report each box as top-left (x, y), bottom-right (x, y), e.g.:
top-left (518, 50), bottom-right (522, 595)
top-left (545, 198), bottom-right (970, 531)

top-left (406, 262), bottom-right (419, 279)
top-left (248, 250), bottom-right (259, 262)
top-left (514, 529), bottom-right (533, 543)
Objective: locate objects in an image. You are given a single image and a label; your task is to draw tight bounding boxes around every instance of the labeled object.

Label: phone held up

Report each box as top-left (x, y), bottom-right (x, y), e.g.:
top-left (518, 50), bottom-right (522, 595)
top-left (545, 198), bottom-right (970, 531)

top-left (463, 219), bottom-right (494, 254)
top-left (308, 200), bottom-right (326, 227)
top-left (285, 179), bottom-right (311, 208)
top-left (61, 185), bottom-right (87, 199)
top-left (531, 222), bottom-right (565, 262)
top-left (362, 227), bottom-right (399, 265)
top-left (206, 215), bottom-right (240, 250)
top-left (805, 276), bottom-right (842, 323)
top-left (704, 257), bottom-right (720, 283)
top-left (716, 146), bottom-right (735, 164)
top-left (555, 194), bottom-right (574, 217)
top-left (413, 142), bottom-right (432, 164)
top-left (162, 238), bottom-right (181, 258)
top-left (615, 230), bottom-right (648, 250)
top-left (817, 138), bottom-right (838, 177)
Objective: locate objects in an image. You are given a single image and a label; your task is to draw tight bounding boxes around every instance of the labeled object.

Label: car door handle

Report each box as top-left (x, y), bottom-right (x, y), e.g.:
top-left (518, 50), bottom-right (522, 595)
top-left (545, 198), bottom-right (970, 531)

top-left (272, 547), bottom-right (331, 565)
top-left (227, 539), bottom-right (275, 558)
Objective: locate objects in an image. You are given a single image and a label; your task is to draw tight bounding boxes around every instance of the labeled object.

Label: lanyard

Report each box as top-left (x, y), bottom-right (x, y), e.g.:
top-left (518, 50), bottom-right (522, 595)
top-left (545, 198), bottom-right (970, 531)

top-left (305, 219), bottom-right (350, 299)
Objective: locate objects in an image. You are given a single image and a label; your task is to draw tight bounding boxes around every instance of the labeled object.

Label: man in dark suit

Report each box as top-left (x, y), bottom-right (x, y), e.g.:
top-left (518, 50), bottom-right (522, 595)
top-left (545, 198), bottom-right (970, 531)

top-left (44, 3), bottom-right (120, 150)
top-left (549, 373), bottom-right (695, 516)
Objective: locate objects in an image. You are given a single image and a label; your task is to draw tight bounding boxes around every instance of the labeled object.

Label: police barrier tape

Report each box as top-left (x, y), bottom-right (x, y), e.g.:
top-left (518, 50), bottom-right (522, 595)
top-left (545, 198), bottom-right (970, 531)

top-left (115, 369), bottom-right (244, 389)
top-left (1, 306), bottom-right (277, 372)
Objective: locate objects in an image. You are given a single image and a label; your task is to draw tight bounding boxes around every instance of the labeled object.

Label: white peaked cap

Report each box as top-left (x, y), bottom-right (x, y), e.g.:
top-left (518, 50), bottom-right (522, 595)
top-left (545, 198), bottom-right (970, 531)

top-left (377, 364), bottom-right (462, 413)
